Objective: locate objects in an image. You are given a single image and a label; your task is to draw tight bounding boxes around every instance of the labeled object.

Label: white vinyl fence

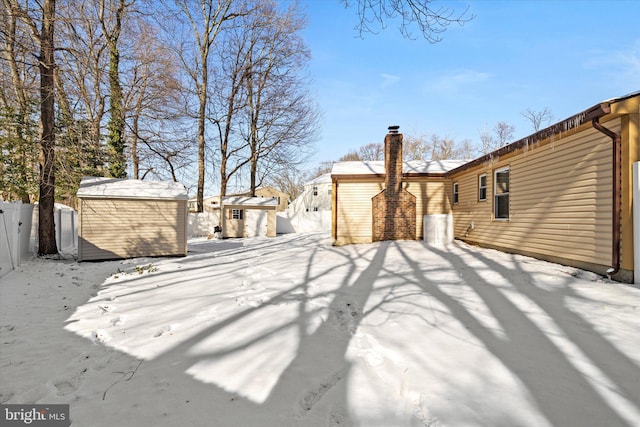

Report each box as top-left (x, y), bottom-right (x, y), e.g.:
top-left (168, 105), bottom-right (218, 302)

top-left (276, 210), bottom-right (331, 234)
top-left (1, 202), bottom-right (34, 278)
top-left (634, 162), bottom-right (639, 285)
top-left (1, 202), bottom-right (77, 278)
top-left (188, 212), bottom-right (220, 237)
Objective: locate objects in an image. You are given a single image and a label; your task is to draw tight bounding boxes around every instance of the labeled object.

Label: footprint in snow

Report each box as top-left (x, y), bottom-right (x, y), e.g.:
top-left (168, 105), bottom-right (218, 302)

top-left (90, 329), bottom-right (111, 344)
top-left (53, 378), bottom-right (79, 396)
top-left (154, 324), bottom-right (179, 337)
top-left (332, 300), bottom-right (360, 333)
top-left (296, 369), bottom-right (346, 417)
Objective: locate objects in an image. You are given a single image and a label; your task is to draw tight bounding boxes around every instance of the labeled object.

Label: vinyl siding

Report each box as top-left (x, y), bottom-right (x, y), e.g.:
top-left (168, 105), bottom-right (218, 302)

top-left (334, 177), bottom-right (454, 244)
top-left (451, 119), bottom-right (618, 269)
top-left (79, 198), bottom-right (187, 261)
top-left (335, 179), bottom-right (384, 244)
top-left (221, 206), bottom-right (277, 238)
top-left (406, 178), bottom-right (453, 239)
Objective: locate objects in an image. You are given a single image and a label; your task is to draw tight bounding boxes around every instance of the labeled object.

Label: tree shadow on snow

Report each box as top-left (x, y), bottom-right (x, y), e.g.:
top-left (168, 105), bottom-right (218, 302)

top-left (128, 237), bottom-right (390, 426)
top-left (390, 241), bottom-right (639, 427)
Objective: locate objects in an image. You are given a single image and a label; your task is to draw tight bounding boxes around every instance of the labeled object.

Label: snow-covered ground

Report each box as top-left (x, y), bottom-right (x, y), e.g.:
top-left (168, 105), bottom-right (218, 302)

top-left (1, 232), bottom-right (639, 427)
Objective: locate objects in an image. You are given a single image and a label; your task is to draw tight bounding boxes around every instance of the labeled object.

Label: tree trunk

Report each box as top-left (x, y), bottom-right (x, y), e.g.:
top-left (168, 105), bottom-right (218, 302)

top-left (196, 51), bottom-right (208, 212)
top-left (102, 0), bottom-right (127, 178)
top-left (38, 0), bottom-right (58, 256)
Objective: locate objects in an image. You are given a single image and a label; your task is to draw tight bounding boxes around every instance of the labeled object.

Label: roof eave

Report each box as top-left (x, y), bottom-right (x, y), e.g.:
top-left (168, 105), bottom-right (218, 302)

top-left (446, 102), bottom-right (614, 176)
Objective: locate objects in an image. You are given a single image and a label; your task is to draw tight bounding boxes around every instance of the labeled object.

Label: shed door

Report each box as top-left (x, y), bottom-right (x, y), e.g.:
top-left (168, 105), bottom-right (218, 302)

top-left (245, 209), bottom-right (268, 237)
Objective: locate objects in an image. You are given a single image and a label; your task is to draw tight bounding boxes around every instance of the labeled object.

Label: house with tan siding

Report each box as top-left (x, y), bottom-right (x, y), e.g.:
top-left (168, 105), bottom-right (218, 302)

top-left (332, 92), bottom-right (639, 282)
top-left (189, 187), bottom-right (289, 214)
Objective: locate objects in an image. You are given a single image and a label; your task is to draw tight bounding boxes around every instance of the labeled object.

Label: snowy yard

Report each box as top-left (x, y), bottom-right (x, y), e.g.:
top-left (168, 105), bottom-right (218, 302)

top-left (1, 232), bottom-right (640, 427)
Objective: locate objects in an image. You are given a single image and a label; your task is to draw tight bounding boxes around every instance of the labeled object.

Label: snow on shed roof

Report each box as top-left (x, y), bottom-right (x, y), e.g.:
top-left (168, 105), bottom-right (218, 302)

top-left (222, 196), bottom-right (279, 207)
top-left (77, 176), bottom-right (188, 200)
top-left (331, 160), bottom-right (468, 176)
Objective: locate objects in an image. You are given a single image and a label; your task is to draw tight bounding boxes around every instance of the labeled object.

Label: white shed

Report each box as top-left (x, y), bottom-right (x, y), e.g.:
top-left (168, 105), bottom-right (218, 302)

top-left (77, 177), bottom-right (188, 261)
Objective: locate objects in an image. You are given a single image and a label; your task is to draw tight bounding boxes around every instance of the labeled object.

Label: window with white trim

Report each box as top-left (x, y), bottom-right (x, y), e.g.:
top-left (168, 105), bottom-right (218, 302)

top-left (494, 167), bottom-right (509, 220)
top-left (453, 182), bottom-right (459, 204)
top-left (313, 186), bottom-right (318, 196)
top-left (478, 174), bottom-right (487, 201)
top-left (231, 209), bottom-right (243, 220)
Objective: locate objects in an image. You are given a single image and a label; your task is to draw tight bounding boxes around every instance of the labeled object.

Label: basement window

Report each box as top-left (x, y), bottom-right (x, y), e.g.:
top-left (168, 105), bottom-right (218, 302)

top-left (478, 174), bottom-right (487, 201)
top-left (231, 209), bottom-right (243, 220)
top-left (453, 182), bottom-right (459, 204)
top-left (494, 167), bottom-right (509, 220)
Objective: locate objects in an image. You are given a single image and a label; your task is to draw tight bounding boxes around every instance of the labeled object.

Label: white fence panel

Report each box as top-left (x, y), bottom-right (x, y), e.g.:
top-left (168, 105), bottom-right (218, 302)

top-left (277, 210), bottom-right (331, 234)
top-left (28, 205), bottom-right (78, 255)
top-left (0, 202), bottom-right (24, 278)
top-left (634, 162), bottom-right (639, 284)
top-left (188, 212), bottom-right (220, 237)
top-left (56, 208), bottom-right (77, 251)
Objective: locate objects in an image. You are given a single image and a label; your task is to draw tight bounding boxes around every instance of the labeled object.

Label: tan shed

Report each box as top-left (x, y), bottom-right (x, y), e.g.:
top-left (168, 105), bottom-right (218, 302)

top-left (77, 177), bottom-right (188, 261)
top-left (221, 196), bottom-right (278, 238)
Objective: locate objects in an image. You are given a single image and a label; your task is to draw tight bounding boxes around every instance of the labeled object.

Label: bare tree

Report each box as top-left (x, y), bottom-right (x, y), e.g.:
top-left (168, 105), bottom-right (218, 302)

top-left (402, 134), bottom-right (432, 160)
top-left (56, 0), bottom-right (109, 173)
top-left (521, 107), bottom-right (553, 132)
top-left (266, 167), bottom-right (306, 201)
top-left (494, 121), bottom-right (515, 147)
top-left (173, 0), bottom-right (247, 212)
top-left (335, 133), bottom-right (477, 163)
top-left (479, 121), bottom-right (515, 154)
top-left (0, 0), bottom-right (39, 202)
top-left (479, 124), bottom-right (495, 154)
top-left (341, 0), bottom-right (473, 41)
top-left (242, 1), bottom-right (319, 195)
top-left (358, 142), bottom-right (384, 161)
top-left (123, 18), bottom-right (189, 181)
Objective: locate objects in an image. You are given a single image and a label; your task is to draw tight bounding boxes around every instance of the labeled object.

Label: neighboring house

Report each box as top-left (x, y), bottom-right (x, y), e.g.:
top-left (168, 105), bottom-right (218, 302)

top-left (250, 186), bottom-right (289, 212)
top-left (277, 173), bottom-right (333, 233)
top-left (221, 196), bottom-right (278, 238)
top-left (77, 177), bottom-right (188, 261)
top-left (332, 92), bottom-right (639, 283)
top-left (189, 186), bottom-right (288, 213)
top-left (288, 173), bottom-right (332, 213)
top-left (188, 195), bottom-right (222, 214)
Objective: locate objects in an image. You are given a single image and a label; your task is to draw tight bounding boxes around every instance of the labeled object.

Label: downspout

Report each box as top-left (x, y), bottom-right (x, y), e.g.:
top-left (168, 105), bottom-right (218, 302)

top-left (592, 117), bottom-right (622, 276)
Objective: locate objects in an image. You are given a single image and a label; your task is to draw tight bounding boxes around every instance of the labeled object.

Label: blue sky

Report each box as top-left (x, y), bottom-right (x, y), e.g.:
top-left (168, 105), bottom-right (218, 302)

top-left (300, 0), bottom-right (640, 164)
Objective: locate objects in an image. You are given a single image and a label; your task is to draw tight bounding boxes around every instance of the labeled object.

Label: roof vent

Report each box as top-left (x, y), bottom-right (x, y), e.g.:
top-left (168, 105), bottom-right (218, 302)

top-left (388, 125), bottom-right (400, 134)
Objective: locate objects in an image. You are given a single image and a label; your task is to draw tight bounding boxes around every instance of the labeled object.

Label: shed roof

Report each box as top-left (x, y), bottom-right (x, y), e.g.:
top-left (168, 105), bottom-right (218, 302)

top-left (331, 160), bottom-right (467, 176)
top-left (222, 196), bottom-right (279, 207)
top-left (77, 176), bottom-right (188, 200)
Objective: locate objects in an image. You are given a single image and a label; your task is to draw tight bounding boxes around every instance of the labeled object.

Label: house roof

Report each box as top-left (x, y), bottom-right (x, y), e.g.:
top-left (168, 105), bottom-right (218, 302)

top-left (331, 160), bottom-right (468, 176)
top-left (332, 92), bottom-right (640, 180)
top-left (306, 173), bottom-right (332, 185)
top-left (448, 91), bottom-right (640, 176)
top-left (77, 176), bottom-right (188, 200)
top-left (222, 196), bottom-right (279, 207)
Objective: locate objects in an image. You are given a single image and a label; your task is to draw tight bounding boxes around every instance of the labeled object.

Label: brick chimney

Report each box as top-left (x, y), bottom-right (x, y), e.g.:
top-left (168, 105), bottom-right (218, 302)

top-left (385, 125), bottom-right (403, 196)
top-left (372, 125), bottom-right (416, 241)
